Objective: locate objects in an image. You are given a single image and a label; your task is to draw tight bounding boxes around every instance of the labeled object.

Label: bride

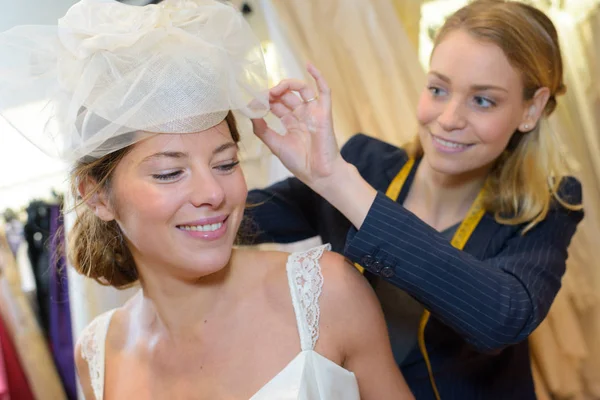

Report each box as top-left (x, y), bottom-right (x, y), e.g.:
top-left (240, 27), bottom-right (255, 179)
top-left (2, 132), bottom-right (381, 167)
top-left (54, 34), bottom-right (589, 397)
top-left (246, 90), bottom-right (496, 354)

top-left (0, 1), bottom-right (413, 399)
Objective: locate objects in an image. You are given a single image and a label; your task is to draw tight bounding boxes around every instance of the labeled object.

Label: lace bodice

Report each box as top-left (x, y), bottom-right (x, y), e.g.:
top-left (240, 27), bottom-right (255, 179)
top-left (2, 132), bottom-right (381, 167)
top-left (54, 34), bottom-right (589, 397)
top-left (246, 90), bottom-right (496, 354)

top-left (79, 309), bottom-right (115, 400)
top-left (79, 244), bottom-right (359, 399)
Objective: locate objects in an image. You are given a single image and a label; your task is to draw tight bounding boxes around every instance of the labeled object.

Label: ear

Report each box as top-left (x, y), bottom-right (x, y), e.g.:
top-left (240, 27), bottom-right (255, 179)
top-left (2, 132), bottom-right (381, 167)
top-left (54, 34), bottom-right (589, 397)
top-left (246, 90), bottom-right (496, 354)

top-left (77, 178), bottom-right (115, 222)
top-left (519, 87), bottom-right (551, 132)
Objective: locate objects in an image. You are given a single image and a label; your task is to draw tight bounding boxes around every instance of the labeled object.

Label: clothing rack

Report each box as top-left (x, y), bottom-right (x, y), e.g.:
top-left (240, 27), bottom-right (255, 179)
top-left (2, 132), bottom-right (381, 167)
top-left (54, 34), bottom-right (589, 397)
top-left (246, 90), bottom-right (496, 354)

top-left (0, 226), bottom-right (66, 399)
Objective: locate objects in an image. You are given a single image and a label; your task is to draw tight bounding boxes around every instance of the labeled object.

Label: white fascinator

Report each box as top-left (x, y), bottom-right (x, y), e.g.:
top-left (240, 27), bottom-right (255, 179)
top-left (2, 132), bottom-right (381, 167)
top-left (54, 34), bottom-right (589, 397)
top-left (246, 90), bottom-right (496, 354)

top-left (0, 0), bottom-right (269, 161)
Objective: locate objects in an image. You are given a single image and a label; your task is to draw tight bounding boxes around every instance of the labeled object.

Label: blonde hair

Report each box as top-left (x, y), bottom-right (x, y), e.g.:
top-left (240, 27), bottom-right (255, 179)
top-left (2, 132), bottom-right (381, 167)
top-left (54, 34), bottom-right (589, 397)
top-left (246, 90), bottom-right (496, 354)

top-left (67, 112), bottom-right (241, 289)
top-left (407, 0), bottom-right (580, 232)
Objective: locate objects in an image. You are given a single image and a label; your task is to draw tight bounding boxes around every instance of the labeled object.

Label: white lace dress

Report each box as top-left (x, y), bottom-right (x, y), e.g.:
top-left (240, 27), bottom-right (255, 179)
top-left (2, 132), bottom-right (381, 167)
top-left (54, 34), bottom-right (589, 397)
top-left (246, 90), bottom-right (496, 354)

top-left (79, 244), bottom-right (360, 399)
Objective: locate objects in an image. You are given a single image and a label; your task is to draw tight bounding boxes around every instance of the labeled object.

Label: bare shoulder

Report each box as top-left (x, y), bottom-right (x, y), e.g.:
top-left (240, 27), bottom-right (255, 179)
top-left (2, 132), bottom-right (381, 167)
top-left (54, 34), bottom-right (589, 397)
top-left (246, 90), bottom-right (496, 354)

top-left (318, 250), bottom-right (378, 312)
top-left (232, 246), bottom-right (379, 328)
top-left (317, 250), bottom-right (383, 345)
top-left (318, 251), bottom-right (415, 399)
top-left (319, 250), bottom-right (368, 290)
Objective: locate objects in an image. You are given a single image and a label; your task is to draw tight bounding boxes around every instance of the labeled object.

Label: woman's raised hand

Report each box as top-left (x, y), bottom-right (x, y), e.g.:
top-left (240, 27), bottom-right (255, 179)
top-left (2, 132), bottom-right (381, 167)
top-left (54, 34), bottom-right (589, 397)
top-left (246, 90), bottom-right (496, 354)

top-left (251, 63), bottom-right (345, 190)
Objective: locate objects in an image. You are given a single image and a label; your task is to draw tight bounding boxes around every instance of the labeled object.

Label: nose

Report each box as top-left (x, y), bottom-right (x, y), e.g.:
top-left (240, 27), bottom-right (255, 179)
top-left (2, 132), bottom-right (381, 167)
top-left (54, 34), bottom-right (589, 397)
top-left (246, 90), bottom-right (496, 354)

top-left (437, 98), bottom-right (467, 132)
top-left (189, 169), bottom-right (225, 209)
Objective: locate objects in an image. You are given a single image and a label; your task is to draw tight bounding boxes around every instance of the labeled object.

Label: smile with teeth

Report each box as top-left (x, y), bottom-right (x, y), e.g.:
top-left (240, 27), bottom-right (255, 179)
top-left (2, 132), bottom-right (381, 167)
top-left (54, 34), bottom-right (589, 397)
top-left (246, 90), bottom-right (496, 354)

top-left (432, 135), bottom-right (472, 149)
top-left (178, 223), bottom-right (223, 232)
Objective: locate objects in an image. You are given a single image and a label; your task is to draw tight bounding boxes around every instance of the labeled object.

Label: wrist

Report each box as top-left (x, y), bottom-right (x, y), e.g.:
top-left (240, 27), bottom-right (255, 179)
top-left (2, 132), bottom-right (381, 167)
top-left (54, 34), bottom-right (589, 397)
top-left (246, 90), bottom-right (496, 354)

top-left (312, 157), bottom-right (354, 196)
top-left (312, 159), bottom-right (377, 230)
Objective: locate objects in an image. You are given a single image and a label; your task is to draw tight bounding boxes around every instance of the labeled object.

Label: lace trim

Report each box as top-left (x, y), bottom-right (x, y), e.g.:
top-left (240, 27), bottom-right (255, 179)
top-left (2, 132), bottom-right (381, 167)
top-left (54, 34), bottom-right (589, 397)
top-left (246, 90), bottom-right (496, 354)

top-left (80, 310), bottom-right (114, 400)
top-left (286, 244), bottom-right (331, 351)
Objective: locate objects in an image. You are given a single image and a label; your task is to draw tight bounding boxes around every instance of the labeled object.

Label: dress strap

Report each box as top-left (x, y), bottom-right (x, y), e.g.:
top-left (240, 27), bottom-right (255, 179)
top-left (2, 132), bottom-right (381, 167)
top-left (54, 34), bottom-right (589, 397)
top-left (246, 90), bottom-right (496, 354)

top-left (80, 309), bottom-right (116, 400)
top-left (285, 244), bottom-right (331, 351)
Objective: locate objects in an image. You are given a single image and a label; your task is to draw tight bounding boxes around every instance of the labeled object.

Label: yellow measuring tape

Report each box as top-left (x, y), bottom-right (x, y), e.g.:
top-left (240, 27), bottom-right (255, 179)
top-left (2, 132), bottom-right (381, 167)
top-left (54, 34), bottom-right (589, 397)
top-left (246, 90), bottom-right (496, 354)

top-left (354, 157), bottom-right (486, 400)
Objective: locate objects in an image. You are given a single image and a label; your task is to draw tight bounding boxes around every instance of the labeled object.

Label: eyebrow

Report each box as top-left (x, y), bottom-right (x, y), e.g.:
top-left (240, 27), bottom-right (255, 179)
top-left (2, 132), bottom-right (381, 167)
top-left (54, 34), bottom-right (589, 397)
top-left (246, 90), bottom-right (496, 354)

top-left (212, 142), bottom-right (238, 155)
top-left (429, 71), bottom-right (508, 93)
top-left (141, 151), bottom-right (187, 163)
top-left (141, 142), bottom-right (238, 163)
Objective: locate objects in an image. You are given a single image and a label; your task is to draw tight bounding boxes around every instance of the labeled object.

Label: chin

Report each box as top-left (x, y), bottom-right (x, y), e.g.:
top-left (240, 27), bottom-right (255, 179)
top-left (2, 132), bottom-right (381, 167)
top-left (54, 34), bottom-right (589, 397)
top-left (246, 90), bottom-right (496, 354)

top-left (425, 153), bottom-right (473, 177)
top-left (187, 246), bottom-right (234, 274)
top-left (142, 242), bottom-right (232, 281)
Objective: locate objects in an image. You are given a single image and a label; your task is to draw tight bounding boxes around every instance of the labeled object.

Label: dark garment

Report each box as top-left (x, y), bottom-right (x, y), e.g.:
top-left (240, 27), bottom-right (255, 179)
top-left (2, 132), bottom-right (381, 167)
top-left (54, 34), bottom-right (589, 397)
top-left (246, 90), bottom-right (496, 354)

top-left (245, 133), bottom-right (584, 399)
top-left (24, 201), bottom-right (52, 338)
top-left (49, 205), bottom-right (77, 400)
top-left (373, 222), bottom-right (460, 366)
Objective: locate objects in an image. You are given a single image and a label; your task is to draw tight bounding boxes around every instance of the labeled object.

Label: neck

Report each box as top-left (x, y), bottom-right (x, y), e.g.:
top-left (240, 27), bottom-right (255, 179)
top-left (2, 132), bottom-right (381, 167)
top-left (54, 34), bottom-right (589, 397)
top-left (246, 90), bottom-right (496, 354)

top-left (411, 156), bottom-right (489, 229)
top-left (133, 251), bottom-right (239, 339)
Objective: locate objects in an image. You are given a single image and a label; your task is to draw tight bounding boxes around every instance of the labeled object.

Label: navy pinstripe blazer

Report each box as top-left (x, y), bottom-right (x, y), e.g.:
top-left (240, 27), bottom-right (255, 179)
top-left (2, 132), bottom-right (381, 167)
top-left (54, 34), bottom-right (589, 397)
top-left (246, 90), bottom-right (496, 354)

top-left (245, 133), bottom-right (584, 399)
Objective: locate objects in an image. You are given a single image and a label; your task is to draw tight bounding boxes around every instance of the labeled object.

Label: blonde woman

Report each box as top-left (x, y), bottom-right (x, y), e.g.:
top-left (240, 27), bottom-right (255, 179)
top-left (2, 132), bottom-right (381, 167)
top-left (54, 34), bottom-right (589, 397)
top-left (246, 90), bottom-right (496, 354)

top-left (0, 0), bottom-right (414, 399)
top-left (248, 0), bottom-right (584, 398)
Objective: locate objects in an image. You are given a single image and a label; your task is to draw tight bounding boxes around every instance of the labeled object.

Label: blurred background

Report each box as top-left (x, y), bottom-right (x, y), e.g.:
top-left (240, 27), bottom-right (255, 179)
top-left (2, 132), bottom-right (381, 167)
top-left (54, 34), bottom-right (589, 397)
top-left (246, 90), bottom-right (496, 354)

top-left (0, 0), bottom-right (599, 398)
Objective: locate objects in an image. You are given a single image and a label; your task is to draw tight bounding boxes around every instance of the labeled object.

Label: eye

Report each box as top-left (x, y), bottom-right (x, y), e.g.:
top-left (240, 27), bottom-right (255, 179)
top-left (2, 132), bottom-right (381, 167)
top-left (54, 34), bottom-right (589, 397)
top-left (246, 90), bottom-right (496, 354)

top-left (474, 96), bottom-right (495, 109)
top-left (214, 160), bottom-right (240, 172)
top-left (152, 170), bottom-right (183, 181)
top-left (428, 86), bottom-right (447, 97)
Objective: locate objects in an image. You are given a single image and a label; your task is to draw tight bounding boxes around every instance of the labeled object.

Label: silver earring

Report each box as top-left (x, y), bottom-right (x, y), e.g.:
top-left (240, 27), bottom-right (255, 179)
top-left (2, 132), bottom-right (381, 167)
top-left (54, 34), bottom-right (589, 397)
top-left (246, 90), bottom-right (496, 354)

top-left (523, 124), bottom-right (529, 130)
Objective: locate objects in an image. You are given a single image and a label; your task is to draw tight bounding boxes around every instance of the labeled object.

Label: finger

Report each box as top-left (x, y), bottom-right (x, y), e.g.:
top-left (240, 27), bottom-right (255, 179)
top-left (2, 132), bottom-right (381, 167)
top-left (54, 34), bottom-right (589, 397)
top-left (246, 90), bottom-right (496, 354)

top-left (251, 117), bottom-right (268, 136)
top-left (270, 101), bottom-right (293, 119)
top-left (306, 62), bottom-right (331, 99)
top-left (270, 79), bottom-right (308, 96)
top-left (251, 119), bottom-right (284, 155)
top-left (279, 92), bottom-right (304, 111)
top-left (270, 79), bottom-right (317, 103)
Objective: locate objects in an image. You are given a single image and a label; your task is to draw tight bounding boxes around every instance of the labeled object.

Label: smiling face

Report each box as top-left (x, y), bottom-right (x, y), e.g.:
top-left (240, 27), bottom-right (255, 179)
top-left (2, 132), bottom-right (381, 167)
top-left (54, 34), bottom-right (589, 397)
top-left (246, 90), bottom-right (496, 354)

top-left (94, 120), bottom-right (247, 280)
top-left (416, 29), bottom-right (532, 177)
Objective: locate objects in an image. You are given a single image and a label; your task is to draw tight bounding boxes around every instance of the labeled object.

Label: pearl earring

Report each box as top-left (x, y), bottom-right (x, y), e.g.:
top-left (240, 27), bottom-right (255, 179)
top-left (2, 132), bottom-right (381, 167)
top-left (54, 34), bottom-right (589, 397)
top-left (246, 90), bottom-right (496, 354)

top-left (523, 124), bottom-right (529, 130)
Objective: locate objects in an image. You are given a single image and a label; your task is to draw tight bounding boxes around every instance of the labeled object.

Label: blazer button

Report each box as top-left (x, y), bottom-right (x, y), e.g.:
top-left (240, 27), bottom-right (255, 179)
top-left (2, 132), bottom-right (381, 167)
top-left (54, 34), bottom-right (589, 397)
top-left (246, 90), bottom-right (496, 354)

top-left (371, 260), bottom-right (383, 273)
top-left (361, 255), bottom-right (374, 268)
top-left (380, 266), bottom-right (395, 278)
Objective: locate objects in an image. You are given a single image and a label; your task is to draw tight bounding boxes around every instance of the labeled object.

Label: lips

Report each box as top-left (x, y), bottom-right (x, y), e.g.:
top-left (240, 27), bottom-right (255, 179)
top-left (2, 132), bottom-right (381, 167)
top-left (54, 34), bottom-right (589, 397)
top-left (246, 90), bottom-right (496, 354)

top-left (177, 215), bottom-right (227, 227)
top-left (430, 133), bottom-right (472, 148)
top-left (178, 222), bottom-right (223, 232)
top-left (429, 132), bottom-right (475, 154)
top-left (176, 215), bottom-right (229, 240)
top-left (176, 215), bottom-right (229, 231)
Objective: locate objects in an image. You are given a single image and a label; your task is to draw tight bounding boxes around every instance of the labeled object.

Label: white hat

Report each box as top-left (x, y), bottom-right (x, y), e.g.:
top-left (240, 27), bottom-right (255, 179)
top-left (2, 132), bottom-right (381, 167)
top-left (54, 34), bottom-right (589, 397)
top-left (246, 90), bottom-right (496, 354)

top-left (0, 0), bottom-right (269, 161)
